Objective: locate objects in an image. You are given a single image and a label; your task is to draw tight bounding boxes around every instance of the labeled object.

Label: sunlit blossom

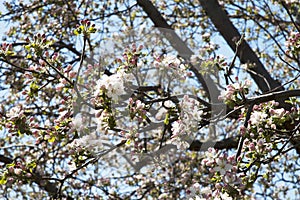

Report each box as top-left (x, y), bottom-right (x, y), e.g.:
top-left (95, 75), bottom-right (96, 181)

top-left (214, 158), bottom-right (233, 175)
top-left (250, 111), bottom-right (268, 126)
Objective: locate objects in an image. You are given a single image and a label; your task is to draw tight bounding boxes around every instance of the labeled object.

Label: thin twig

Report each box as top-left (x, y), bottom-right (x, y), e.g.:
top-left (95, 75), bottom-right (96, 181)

top-left (236, 102), bottom-right (254, 160)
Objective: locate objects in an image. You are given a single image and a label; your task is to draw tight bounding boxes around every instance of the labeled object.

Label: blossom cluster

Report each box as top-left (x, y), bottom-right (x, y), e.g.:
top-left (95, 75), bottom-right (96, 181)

top-left (186, 182), bottom-right (233, 200)
top-left (6, 105), bottom-right (24, 120)
top-left (285, 31), bottom-right (300, 55)
top-left (170, 95), bottom-right (203, 150)
top-left (239, 101), bottom-right (299, 164)
top-left (198, 148), bottom-right (244, 199)
top-left (154, 55), bottom-right (192, 80)
top-left (2, 159), bottom-right (36, 186)
top-left (185, 182), bottom-right (210, 200)
top-left (94, 69), bottom-right (134, 102)
top-left (185, 148), bottom-right (246, 200)
top-left (241, 137), bottom-right (273, 162)
top-left (74, 19), bottom-right (97, 35)
top-left (118, 43), bottom-right (144, 73)
top-left (128, 98), bottom-right (147, 124)
top-left (218, 79), bottom-right (251, 107)
top-left (94, 72), bottom-right (126, 102)
top-left (248, 101), bottom-right (294, 131)
top-left (24, 33), bottom-right (53, 58)
top-left (5, 105), bottom-right (32, 137)
top-left (68, 131), bottom-right (103, 152)
top-left (0, 42), bottom-right (14, 57)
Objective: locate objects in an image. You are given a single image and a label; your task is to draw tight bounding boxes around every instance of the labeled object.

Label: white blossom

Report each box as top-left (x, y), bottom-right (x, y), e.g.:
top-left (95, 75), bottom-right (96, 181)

top-left (170, 96), bottom-right (203, 150)
top-left (219, 192), bottom-right (233, 200)
top-left (218, 80), bottom-right (251, 102)
top-left (202, 148), bottom-right (218, 166)
top-left (69, 132), bottom-right (102, 151)
top-left (171, 120), bottom-right (186, 137)
top-left (161, 55), bottom-right (181, 68)
top-left (169, 136), bottom-right (190, 150)
top-left (213, 158), bottom-right (232, 175)
top-left (94, 70), bottom-right (133, 102)
top-left (7, 105), bottom-right (23, 119)
top-left (71, 114), bottom-right (83, 131)
top-left (250, 111), bottom-right (268, 126)
top-left (180, 95), bottom-right (203, 121)
top-left (271, 108), bottom-right (285, 118)
top-left (14, 168), bottom-right (23, 175)
top-left (186, 183), bottom-right (210, 200)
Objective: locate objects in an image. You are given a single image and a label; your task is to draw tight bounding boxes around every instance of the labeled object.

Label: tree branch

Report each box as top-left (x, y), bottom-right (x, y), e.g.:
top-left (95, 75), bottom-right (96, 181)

top-left (137, 0), bottom-right (220, 103)
top-left (198, 0), bottom-right (283, 93)
top-left (188, 137), bottom-right (239, 151)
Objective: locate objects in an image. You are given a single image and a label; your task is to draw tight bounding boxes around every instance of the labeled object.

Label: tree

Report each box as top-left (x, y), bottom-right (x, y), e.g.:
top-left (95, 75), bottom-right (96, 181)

top-left (0, 0), bottom-right (300, 199)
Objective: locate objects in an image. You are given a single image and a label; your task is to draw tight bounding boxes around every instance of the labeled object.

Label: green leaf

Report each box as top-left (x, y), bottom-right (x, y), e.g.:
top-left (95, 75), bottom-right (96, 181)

top-left (27, 161), bottom-right (37, 173)
top-left (125, 139), bottom-right (131, 146)
top-left (74, 29), bottom-right (79, 35)
top-left (48, 136), bottom-right (56, 143)
top-left (25, 45), bottom-right (31, 50)
top-left (0, 174), bottom-right (7, 185)
top-left (6, 163), bottom-right (15, 168)
top-left (164, 113), bottom-right (169, 125)
top-left (17, 129), bottom-right (23, 137)
top-left (88, 27), bottom-right (97, 33)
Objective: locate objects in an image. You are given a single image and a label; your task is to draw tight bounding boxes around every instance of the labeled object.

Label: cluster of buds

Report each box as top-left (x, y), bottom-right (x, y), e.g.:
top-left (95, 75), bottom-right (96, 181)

top-left (3, 159), bottom-right (36, 186)
top-left (25, 33), bottom-right (52, 57)
top-left (28, 33), bottom-right (47, 45)
top-left (117, 43), bottom-right (144, 73)
top-left (74, 19), bottom-right (97, 36)
top-left (0, 42), bottom-right (14, 57)
top-left (201, 149), bottom-right (243, 198)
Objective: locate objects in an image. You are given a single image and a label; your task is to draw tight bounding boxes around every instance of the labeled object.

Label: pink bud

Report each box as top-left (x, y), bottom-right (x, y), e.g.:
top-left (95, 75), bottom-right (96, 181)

top-left (14, 168), bottom-right (22, 175)
top-left (65, 65), bottom-right (72, 72)
top-left (249, 143), bottom-right (255, 151)
top-left (8, 166), bottom-right (14, 173)
top-left (39, 59), bottom-right (46, 66)
top-left (22, 90), bottom-right (28, 95)
top-left (69, 71), bottom-right (77, 78)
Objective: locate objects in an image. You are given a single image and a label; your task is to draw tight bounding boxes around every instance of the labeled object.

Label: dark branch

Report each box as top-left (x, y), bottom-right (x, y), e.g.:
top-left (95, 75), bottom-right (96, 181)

top-left (198, 0), bottom-right (283, 93)
top-left (137, 0), bottom-right (220, 103)
top-left (189, 137), bottom-right (239, 151)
